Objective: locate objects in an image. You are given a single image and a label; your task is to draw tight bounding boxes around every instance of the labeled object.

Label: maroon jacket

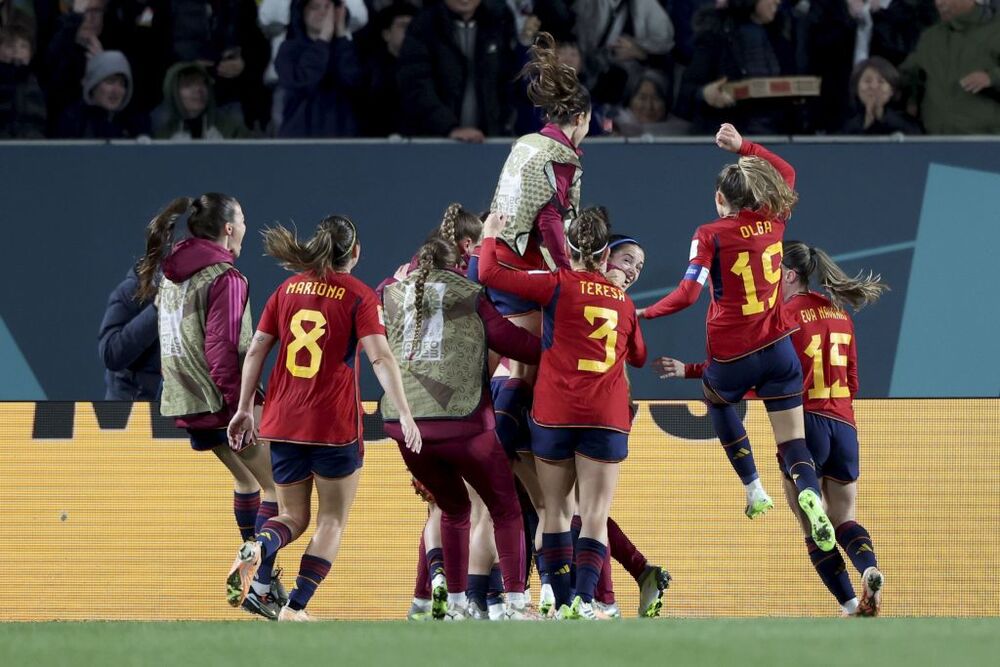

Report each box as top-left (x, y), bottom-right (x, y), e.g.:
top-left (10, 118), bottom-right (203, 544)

top-left (162, 238), bottom-right (249, 430)
top-left (379, 270), bottom-right (540, 440)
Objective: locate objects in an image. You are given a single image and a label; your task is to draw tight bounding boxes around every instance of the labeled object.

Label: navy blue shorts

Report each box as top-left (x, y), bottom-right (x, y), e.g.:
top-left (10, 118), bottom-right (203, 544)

top-left (270, 441), bottom-right (362, 485)
top-left (492, 377), bottom-right (533, 457)
top-left (703, 336), bottom-right (803, 411)
top-left (778, 413), bottom-right (859, 483)
top-left (529, 418), bottom-right (628, 463)
top-left (486, 287), bottom-right (539, 318)
top-left (188, 428), bottom-right (227, 452)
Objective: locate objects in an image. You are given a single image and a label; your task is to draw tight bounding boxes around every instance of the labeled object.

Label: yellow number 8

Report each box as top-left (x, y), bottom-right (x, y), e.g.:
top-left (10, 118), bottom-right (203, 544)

top-left (286, 309), bottom-right (327, 379)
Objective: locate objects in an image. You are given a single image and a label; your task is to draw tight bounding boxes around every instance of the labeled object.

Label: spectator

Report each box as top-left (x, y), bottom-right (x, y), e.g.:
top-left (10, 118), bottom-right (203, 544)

top-left (841, 56), bottom-right (922, 134)
top-left (0, 20), bottom-right (46, 138)
top-left (1, 0), bottom-right (35, 30)
top-left (153, 61), bottom-right (249, 138)
top-left (275, 0), bottom-right (363, 137)
top-left (507, 0), bottom-right (574, 44)
top-left (666, 0), bottom-right (716, 65)
top-left (803, 0), bottom-right (860, 133)
top-left (102, 0), bottom-right (161, 114)
top-left (899, 0), bottom-right (1000, 134)
top-left (152, 0), bottom-right (272, 131)
top-left (98, 263), bottom-right (162, 400)
top-left (572, 0), bottom-right (674, 105)
top-left (56, 49), bottom-right (150, 137)
top-left (677, 0), bottom-right (805, 134)
top-left (43, 0), bottom-right (106, 128)
top-left (397, 0), bottom-right (517, 140)
top-left (360, 1), bottom-right (416, 136)
top-left (611, 68), bottom-right (679, 136)
top-left (868, 0), bottom-right (939, 66)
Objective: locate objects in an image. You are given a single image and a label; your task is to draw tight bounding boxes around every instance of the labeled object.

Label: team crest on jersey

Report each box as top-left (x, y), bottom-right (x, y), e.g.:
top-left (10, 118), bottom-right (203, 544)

top-left (158, 282), bottom-right (188, 358)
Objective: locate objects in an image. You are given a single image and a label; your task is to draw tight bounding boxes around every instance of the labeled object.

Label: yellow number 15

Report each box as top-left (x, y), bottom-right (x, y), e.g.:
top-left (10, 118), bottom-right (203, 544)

top-left (804, 332), bottom-right (852, 399)
top-left (577, 306), bottom-right (619, 373)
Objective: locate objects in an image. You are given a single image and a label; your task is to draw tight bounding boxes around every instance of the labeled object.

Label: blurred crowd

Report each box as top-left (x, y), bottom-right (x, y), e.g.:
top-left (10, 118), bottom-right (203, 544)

top-left (1, 0), bottom-right (998, 140)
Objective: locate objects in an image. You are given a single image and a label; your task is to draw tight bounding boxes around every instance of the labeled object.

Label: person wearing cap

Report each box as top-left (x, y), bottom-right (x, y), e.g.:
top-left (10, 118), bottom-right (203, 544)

top-left (56, 49), bottom-right (149, 138)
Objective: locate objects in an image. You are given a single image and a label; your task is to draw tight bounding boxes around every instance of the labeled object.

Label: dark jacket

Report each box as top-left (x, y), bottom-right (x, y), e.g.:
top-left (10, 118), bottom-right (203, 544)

top-left (98, 267), bottom-right (162, 400)
top-left (397, 1), bottom-right (516, 137)
top-left (804, 0), bottom-right (858, 133)
top-left (0, 63), bottom-right (47, 139)
top-left (153, 61), bottom-right (250, 138)
top-left (677, 10), bottom-right (805, 134)
top-left (360, 46), bottom-right (403, 136)
top-left (840, 108), bottom-right (923, 135)
top-left (42, 10), bottom-right (88, 128)
top-left (275, 0), bottom-right (362, 137)
top-left (56, 99), bottom-right (150, 138)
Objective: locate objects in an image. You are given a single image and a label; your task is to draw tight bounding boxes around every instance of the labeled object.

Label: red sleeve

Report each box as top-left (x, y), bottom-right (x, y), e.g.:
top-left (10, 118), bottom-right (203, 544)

top-left (479, 296), bottom-right (541, 364)
top-left (627, 311), bottom-right (647, 368)
top-left (740, 140), bottom-right (795, 189)
top-left (536, 201), bottom-right (571, 270)
top-left (204, 269), bottom-right (247, 411)
top-left (684, 362), bottom-right (706, 379)
top-left (847, 327), bottom-right (859, 396)
top-left (257, 290), bottom-right (280, 337)
top-left (642, 280), bottom-right (703, 319)
top-left (478, 237), bottom-right (559, 305)
top-left (355, 287), bottom-right (386, 339)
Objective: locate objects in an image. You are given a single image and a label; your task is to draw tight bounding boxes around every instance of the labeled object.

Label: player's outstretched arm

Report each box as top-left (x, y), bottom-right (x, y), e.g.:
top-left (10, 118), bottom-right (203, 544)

top-left (361, 333), bottom-right (422, 453)
top-left (477, 212), bottom-right (559, 304)
top-left (228, 330), bottom-right (277, 451)
top-left (717, 123), bottom-right (796, 189)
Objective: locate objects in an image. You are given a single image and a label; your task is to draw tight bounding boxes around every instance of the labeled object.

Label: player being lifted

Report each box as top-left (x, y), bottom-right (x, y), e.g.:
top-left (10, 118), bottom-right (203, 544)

top-left (659, 241), bottom-right (887, 615)
top-left (641, 124), bottom-right (836, 552)
top-left (226, 216), bottom-right (420, 621)
top-left (479, 209), bottom-right (647, 619)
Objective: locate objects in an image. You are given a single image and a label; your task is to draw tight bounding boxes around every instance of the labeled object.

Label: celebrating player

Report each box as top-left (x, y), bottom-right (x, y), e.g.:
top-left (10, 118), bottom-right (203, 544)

top-left (139, 194), bottom-right (283, 620)
top-left (380, 235), bottom-right (541, 620)
top-left (478, 209), bottom-right (647, 620)
top-left (657, 241), bottom-right (887, 615)
top-left (226, 215), bottom-right (420, 622)
top-left (486, 31), bottom-right (591, 608)
top-left (641, 124), bottom-right (836, 552)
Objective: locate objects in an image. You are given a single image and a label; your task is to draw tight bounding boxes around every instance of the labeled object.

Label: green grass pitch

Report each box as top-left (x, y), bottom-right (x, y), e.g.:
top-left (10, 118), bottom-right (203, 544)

top-left (2, 619), bottom-right (998, 667)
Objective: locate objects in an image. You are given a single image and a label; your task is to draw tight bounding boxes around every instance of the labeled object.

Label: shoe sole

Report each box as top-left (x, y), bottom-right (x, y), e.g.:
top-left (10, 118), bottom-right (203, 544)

top-left (241, 595), bottom-right (278, 621)
top-left (798, 490), bottom-right (835, 551)
top-left (226, 546), bottom-right (261, 607)
top-left (858, 569), bottom-right (883, 617)
top-left (639, 567), bottom-right (672, 618)
top-left (431, 583), bottom-right (447, 621)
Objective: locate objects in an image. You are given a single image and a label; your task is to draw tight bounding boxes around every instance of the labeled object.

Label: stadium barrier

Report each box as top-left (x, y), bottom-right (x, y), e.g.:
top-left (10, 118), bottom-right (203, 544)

top-left (5, 399), bottom-right (998, 620)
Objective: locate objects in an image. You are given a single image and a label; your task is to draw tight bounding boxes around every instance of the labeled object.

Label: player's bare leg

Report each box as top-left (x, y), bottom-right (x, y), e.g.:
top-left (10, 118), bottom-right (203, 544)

top-left (467, 485), bottom-right (497, 619)
top-left (566, 455), bottom-right (620, 620)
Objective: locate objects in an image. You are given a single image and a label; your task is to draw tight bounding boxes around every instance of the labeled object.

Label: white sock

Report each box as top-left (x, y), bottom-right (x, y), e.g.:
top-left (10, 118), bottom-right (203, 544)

top-left (447, 592), bottom-right (467, 607)
top-left (412, 597), bottom-right (430, 609)
top-left (745, 478), bottom-right (764, 495)
top-left (506, 591), bottom-right (527, 608)
top-left (540, 583), bottom-right (555, 602)
top-left (487, 602), bottom-right (505, 620)
top-left (432, 574), bottom-right (446, 590)
top-left (841, 597), bottom-right (859, 615)
top-left (251, 580), bottom-right (270, 596)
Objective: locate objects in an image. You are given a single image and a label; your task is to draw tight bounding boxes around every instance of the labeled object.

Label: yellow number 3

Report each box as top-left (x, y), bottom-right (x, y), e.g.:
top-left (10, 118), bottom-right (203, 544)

top-left (577, 306), bottom-right (619, 373)
top-left (286, 309), bottom-right (327, 379)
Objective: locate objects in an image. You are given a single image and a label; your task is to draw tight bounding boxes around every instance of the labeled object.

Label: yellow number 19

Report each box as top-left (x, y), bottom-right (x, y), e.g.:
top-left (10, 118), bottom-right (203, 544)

top-left (286, 309), bottom-right (327, 379)
top-left (577, 306), bottom-right (619, 373)
top-left (731, 241), bottom-right (783, 316)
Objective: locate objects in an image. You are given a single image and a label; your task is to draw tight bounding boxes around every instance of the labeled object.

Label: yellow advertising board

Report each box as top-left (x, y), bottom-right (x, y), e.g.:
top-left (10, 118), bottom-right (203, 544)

top-left (2, 400), bottom-right (998, 620)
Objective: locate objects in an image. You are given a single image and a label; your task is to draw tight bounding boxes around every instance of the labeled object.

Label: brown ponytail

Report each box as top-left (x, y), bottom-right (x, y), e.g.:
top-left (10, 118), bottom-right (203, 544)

top-left (717, 157), bottom-right (798, 220)
top-left (783, 241), bottom-right (888, 311)
top-left (409, 237), bottom-right (458, 355)
top-left (135, 197), bottom-right (193, 301)
top-left (566, 207), bottom-right (610, 272)
top-left (519, 32), bottom-right (591, 125)
top-left (263, 215), bottom-right (358, 276)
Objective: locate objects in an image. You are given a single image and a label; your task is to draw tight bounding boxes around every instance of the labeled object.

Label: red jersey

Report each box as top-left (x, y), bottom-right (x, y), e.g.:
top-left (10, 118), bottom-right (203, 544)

top-left (785, 292), bottom-right (858, 427)
top-left (643, 141), bottom-right (797, 361)
top-left (478, 238), bottom-right (647, 432)
top-left (257, 271), bottom-right (385, 446)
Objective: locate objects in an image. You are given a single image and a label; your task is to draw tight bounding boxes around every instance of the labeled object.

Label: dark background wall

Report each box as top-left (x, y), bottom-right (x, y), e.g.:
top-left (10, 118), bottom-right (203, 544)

top-left (1, 139), bottom-right (998, 400)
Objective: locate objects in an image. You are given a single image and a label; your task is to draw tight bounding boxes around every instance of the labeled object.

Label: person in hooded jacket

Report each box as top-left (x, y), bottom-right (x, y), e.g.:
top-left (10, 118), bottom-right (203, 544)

top-left (275, 0), bottom-right (362, 137)
top-left (56, 49), bottom-right (150, 138)
top-left (98, 264), bottom-right (162, 400)
top-left (0, 20), bottom-right (46, 138)
top-left (154, 61), bottom-right (250, 139)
